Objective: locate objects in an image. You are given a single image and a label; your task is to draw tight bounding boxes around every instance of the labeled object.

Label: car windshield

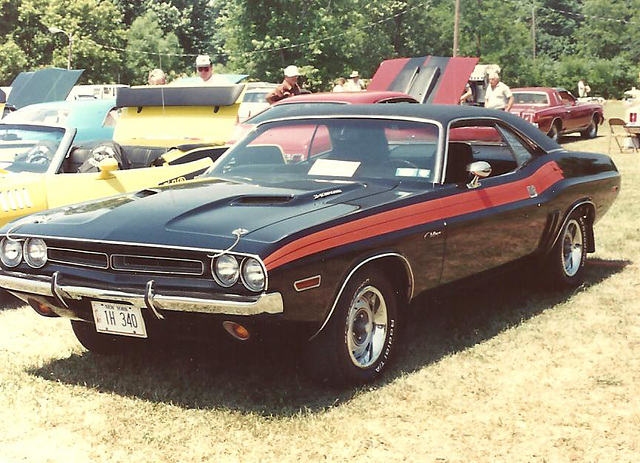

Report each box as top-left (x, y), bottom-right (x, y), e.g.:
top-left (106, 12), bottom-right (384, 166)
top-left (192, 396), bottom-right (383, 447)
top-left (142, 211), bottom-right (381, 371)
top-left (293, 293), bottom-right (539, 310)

top-left (0, 124), bottom-right (67, 173)
top-left (3, 106), bottom-right (71, 126)
top-left (208, 118), bottom-right (440, 184)
top-left (512, 92), bottom-right (549, 105)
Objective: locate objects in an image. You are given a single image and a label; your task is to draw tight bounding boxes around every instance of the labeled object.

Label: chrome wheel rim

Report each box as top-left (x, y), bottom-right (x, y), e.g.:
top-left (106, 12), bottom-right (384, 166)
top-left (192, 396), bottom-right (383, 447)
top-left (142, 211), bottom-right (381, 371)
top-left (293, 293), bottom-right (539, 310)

top-left (562, 219), bottom-right (583, 277)
top-left (346, 285), bottom-right (388, 368)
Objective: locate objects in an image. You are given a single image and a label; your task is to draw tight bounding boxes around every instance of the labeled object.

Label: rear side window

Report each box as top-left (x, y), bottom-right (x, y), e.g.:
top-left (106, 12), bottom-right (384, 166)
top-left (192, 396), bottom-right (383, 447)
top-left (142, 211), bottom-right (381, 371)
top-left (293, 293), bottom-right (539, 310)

top-left (446, 120), bottom-right (537, 181)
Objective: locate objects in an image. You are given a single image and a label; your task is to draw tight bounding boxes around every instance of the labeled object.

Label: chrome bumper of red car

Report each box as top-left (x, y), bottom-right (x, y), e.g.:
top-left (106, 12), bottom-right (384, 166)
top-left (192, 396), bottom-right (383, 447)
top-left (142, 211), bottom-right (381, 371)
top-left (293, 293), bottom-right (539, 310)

top-left (0, 271), bottom-right (284, 317)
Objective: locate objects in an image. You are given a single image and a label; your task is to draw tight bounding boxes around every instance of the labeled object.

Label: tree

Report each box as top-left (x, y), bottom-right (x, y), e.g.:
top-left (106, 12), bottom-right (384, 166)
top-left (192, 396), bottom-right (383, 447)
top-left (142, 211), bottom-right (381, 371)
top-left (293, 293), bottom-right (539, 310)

top-left (0, 39), bottom-right (28, 84)
top-left (124, 11), bottom-right (182, 84)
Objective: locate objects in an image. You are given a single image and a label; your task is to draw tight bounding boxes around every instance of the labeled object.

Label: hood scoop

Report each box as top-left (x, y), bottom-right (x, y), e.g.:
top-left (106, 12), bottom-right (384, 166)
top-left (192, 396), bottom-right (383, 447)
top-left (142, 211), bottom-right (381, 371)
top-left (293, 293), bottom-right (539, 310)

top-left (134, 188), bottom-right (161, 198)
top-left (232, 195), bottom-right (294, 205)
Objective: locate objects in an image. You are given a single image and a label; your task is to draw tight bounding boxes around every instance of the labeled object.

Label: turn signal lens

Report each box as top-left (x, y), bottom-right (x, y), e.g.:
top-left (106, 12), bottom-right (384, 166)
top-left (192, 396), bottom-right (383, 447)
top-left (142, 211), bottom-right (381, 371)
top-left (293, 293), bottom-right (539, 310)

top-left (0, 238), bottom-right (23, 267)
top-left (222, 321), bottom-right (250, 341)
top-left (212, 254), bottom-right (240, 287)
top-left (23, 238), bottom-right (48, 268)
top-left (241, 257), bottom-right (265, 292)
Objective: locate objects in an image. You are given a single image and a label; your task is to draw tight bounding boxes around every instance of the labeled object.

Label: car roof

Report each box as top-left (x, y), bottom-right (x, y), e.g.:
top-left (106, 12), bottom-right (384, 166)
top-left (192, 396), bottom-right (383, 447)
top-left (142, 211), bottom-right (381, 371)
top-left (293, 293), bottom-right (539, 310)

top-left (276, 91), bottom-right (418, 105)
top-left (511, 87), bottom-right (554, 93)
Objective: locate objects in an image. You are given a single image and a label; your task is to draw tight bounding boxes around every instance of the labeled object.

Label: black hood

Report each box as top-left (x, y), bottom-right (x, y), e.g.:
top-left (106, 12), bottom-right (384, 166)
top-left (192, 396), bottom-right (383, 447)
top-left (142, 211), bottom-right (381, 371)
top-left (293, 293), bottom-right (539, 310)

top-left (8, 177), bottom-right (402, 253)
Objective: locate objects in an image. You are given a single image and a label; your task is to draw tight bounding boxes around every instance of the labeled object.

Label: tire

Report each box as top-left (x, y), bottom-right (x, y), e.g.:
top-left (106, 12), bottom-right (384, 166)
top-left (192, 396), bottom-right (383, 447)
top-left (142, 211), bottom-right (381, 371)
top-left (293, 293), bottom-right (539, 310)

top-left (544, 211), bottom-right (589, 288)
top-left (71, 320), bottom-right (142, 355)
top-left (306, 268), bottom-right (399, 386)
top-left (548, 121), bottom-right (561, 142)
top-left (581, 117), bottom-right (598, 139)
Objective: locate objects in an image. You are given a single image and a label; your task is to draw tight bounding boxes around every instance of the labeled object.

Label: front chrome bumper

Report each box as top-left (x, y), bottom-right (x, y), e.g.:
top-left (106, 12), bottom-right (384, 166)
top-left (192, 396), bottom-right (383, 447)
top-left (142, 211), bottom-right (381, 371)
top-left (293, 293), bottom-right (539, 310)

top-left (0, 271), bottom-right (284, 317)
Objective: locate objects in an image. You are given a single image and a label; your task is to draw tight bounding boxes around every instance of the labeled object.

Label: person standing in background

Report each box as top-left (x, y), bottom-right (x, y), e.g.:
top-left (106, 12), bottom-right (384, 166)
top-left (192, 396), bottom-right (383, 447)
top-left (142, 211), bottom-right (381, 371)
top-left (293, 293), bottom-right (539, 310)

top-left (333, 77), bottom-right (347, 92)
top-left (484, 72), bottom-right (513, 111)
top-left (195, 55), bottom-right (214, 83)
top-left (266, 65), bottom-right (302, 104)
top-left (578, 79), bottom-right (591, 98)
top-left (148, 68), bottom-right (166, 85)
top-left (344, 71), bottom-right (365, 91)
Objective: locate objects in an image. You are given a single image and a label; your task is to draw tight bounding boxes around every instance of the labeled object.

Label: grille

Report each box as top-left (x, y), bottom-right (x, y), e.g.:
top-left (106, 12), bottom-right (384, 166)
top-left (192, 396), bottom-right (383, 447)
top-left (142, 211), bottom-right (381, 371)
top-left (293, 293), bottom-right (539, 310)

top-left (111, 254), bottom-right (204, 275)
top-left (48, 248), bottom-right (109, 269)
top-left (47, 246), bottom-right (206, 275)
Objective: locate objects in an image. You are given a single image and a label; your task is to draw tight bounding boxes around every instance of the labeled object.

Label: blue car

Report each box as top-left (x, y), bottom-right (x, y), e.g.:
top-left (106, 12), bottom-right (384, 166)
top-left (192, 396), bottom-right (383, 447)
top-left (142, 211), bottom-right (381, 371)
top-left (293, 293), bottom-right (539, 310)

top-left (2, 98), bottom-right (117, 143)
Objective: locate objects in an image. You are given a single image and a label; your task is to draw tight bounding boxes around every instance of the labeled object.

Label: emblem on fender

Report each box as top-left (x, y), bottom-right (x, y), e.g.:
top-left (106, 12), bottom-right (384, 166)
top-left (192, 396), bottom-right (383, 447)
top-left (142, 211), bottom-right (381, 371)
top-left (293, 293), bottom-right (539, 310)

top-left (424, 230), bottom-right (442, 238)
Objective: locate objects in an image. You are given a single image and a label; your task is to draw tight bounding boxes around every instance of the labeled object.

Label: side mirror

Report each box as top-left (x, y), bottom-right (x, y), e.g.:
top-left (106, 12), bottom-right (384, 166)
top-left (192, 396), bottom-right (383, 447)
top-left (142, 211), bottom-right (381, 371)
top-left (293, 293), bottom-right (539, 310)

top-left (98, 157), bottom-right (119, 178)
top-left (466, 161), bottom-right (491, 189)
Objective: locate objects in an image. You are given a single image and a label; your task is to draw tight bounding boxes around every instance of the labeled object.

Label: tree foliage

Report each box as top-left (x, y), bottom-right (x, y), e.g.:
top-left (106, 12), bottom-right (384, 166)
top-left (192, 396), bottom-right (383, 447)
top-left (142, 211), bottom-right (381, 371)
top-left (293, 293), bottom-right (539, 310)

top-left (0, 0), bottom-right (638, 96)
top-left (124, 11), bottom-right (181, 85)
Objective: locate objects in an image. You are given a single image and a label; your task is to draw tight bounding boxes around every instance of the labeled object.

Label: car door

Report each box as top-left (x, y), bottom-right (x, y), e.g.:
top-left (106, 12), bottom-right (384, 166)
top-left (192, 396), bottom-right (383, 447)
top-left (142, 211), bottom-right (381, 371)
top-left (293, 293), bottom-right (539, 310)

top-left (438, 119), bottom-right (553, 285)
top-left (557, 90), bottom-right (590, 129)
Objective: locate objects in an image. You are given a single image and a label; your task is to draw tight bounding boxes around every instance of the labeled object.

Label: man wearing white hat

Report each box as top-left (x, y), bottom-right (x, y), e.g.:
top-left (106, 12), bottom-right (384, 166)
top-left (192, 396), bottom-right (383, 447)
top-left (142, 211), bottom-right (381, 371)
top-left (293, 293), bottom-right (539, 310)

top-left (195, 54), bottom-right (214, 83)
top-left (266, 65), bottom-right (302, 104)
top-left (344, 70), bottom-right (365, 91)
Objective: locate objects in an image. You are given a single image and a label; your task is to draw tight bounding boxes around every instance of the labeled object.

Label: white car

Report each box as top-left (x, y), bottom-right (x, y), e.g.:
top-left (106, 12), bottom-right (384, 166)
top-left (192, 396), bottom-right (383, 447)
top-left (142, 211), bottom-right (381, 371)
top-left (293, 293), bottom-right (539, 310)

top-left (624, 88), bottom-right (640, 125)
top-left (238, 84), bottom-right (277, 122)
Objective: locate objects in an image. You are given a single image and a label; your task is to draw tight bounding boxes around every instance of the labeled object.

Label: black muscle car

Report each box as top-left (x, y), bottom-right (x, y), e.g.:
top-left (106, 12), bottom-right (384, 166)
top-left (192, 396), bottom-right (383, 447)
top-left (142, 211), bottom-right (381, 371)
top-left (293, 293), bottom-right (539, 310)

top-left (0, 104), bottom-right (620, 385)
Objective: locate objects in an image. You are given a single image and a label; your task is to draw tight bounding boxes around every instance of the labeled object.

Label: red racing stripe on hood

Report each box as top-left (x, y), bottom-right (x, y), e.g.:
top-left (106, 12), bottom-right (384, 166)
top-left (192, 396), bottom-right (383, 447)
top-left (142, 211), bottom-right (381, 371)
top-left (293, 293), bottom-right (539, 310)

top-left (263, 161), bottom-right (564, 271)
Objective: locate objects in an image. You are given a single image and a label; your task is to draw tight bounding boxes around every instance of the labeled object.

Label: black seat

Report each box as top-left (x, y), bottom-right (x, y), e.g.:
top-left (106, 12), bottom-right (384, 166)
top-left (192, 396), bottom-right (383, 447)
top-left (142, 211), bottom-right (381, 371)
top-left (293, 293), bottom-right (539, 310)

top-left (120, 146), bottom-right (168, 169)
top-left (445, 141), bottom-right (474, 184)
top-left (237, 144), bottom-right (285, 165)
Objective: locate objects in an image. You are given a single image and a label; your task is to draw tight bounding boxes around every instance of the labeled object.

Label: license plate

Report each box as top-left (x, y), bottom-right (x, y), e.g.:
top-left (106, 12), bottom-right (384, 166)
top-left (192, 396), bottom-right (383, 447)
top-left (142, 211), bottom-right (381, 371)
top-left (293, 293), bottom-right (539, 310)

top-left (91, 301), bottom-right (147, 338)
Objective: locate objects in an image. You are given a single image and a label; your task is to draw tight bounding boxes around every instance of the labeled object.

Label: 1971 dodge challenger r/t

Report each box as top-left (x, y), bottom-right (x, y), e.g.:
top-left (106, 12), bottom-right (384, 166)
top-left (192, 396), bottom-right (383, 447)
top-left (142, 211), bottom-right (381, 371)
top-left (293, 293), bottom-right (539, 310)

top-left (0, 104), bottom-right (620, 385)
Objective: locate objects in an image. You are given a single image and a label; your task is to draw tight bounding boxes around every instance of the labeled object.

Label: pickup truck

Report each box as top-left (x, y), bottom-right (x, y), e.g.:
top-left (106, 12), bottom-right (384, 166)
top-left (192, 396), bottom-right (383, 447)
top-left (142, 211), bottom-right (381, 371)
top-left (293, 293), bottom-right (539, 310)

top-left (509, 87), bottom-right (604, 141)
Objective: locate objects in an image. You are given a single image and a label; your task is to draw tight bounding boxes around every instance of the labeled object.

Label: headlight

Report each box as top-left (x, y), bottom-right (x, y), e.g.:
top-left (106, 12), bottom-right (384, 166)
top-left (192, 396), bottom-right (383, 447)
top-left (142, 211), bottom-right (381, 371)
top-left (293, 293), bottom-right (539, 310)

top-left (212, 254), bottom-right (240, 287)
top-left (241, 257), bottom-right (265, 292)
top-left (23, 238), bottom-right (48, 268)
top-left (0, 238), bottom-right (23, 267)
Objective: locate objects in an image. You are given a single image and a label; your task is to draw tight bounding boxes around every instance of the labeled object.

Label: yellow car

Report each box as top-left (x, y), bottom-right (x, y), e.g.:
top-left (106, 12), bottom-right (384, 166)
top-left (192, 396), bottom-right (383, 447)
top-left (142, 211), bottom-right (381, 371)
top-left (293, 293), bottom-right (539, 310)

top-left (0, 84), bottom-right (243, 227)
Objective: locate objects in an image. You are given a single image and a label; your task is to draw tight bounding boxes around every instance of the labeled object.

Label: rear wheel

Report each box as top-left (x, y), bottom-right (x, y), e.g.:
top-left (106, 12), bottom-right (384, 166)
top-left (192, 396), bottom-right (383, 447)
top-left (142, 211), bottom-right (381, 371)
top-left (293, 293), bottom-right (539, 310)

top-left (306, 268), bottom-right (399, 386)
top-left (581, 117), bottom-right (598, 139)
top-left (544, 211), bottom-right (589, 287)
top-left (71, 320), bottom-right (142, 355)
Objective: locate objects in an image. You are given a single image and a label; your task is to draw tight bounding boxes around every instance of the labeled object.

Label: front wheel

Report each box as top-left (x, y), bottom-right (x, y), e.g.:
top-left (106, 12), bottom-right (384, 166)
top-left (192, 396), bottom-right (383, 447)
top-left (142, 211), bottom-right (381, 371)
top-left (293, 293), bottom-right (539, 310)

top-left (305, 268), bottom-right (399, 386)
top-left (548, 121), bottom-right (561, 142)
top-left (543, 211), bottom-right (589, 287)
top-left (71, 320), bottom-right (143, 355)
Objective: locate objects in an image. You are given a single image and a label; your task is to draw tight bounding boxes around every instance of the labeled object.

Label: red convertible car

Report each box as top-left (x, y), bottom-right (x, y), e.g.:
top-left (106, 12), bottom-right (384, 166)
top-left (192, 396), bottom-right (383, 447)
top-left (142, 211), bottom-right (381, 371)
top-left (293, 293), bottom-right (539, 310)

top-left (509, 87), bottom-right (604, 141)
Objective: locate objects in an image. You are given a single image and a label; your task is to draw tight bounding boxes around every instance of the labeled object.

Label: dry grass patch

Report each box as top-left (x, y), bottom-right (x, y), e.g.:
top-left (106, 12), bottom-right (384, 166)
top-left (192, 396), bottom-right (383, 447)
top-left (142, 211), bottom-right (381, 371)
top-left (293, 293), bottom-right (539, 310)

top-left (1, 102), bottom-right (639, 462)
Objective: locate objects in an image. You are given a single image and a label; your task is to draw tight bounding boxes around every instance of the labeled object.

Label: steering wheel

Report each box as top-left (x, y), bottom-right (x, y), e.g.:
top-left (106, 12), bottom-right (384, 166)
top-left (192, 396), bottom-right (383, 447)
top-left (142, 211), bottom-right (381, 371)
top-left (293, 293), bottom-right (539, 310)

top-left (15, 140), bottom-right (58, 165)
top-left (381, 159), bottom-right (419, 170)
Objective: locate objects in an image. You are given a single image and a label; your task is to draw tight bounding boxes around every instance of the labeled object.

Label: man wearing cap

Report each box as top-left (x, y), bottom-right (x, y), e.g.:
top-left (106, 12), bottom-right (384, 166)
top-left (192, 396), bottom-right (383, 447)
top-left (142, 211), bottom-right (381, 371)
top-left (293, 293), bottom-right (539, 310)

top-left (195, 54), bottom-right (214, 83)
top-left (266, 65), bottom-right (302, 104)
top-left (344, 71), bottom-right (365, 92)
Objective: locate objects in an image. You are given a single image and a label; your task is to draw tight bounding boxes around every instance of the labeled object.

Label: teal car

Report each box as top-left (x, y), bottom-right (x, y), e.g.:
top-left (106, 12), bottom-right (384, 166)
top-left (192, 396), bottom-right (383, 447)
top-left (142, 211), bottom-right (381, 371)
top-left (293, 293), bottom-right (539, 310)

top-left (2, 99), bottom-right (117, 143)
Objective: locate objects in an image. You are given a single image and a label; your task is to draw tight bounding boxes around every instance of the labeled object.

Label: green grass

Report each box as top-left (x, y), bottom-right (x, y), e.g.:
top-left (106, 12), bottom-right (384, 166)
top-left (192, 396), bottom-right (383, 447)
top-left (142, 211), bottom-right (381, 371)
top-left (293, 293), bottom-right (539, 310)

top-left (1, 103), bottom-right (639, 462)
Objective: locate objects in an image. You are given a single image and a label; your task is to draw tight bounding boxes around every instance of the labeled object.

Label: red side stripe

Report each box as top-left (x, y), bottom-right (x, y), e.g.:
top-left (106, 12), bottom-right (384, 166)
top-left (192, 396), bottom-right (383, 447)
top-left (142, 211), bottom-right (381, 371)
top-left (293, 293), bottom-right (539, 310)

top-left (263, 161), bottom-right (564, 271)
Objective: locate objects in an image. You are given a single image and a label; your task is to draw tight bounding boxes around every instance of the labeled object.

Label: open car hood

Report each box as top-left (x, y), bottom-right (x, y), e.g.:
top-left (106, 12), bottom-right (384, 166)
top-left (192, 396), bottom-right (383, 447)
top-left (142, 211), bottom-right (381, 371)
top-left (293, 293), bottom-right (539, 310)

top-left (368, 56), bottom-right (478, 105)
top-left (5, 68), bottom-right (84, 112)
